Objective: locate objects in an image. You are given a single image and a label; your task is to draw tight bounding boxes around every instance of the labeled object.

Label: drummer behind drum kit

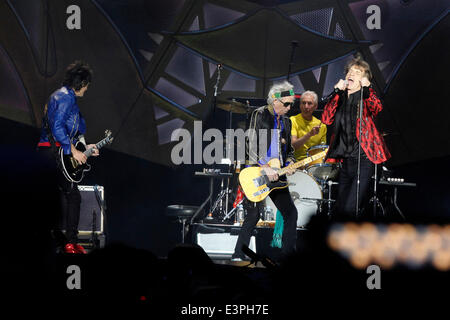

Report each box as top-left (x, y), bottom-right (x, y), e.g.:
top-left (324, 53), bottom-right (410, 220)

top-left (204, 98), bottom-right (341, 229)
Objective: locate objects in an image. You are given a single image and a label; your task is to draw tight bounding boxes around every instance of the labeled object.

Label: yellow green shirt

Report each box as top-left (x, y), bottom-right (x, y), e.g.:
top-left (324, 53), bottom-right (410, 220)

top-left (290, 113), bottom-right (327, 161)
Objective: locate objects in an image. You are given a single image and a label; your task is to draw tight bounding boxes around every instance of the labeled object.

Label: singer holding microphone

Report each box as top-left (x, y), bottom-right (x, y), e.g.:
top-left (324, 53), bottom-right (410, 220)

top-left (321, 54), bottom-right (390, 218)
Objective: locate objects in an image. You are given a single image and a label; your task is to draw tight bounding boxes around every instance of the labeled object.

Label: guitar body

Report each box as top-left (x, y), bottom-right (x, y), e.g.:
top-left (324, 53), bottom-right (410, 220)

top-left (58, 130), bottom-right (113, 183)
top-left (60, 141), bottom-right (91, 183)
top-left (239, 149), bottom-right (328, 203)
top-left (238, 158), bottom-right (289, 202)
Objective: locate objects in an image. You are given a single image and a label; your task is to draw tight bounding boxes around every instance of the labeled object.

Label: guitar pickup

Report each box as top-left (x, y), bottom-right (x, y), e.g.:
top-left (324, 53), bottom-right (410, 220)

top-left (253, 175), bottom-right (269, 187)
top-left (253, 187), bottom-right (269, 197)
top-left (253, 177), bottom-right (262, 187)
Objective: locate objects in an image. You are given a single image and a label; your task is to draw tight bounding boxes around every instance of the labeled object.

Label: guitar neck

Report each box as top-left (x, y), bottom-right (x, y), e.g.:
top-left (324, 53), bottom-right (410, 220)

top-left (277, 151), bottom-right (327, 176)
top-left (83, 138), bottom-right (108, 158)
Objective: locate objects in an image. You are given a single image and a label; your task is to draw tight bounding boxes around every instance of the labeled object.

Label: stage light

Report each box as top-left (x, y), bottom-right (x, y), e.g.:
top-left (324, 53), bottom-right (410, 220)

top-left (349, 247), bottom-right (371, 269)
top-left (327, 222), bottom-right (450, 271)
top-left (339, 222), bottom-right (360, 251)
top-left (431, 249), bottom-right (450, 271)
top-left (371, 242), bottom-right (396, 269)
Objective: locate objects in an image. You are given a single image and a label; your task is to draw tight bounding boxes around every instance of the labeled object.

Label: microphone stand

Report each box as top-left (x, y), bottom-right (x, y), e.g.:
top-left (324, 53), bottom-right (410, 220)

top-left (93, 185), bottom-right (105, 249)
top-left (287, 40), bottom-right (298, 80)
top-left (202, 64), bottom-right (222, 220)
top-left (369, 163), bottom-right (385, 218)
top-left (355, 84), bottom-right (364, 217)
top-left (213, 64), bottom-right (222, 114)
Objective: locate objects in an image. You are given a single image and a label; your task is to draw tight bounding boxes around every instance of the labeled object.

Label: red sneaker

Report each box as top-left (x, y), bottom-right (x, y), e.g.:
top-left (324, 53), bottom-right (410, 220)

top-left (73, 244), bottom-right (87, 254)
top-left (64, 243), bottom-right (77, 254)
top-left (64, 243), bottom-right (87, 254)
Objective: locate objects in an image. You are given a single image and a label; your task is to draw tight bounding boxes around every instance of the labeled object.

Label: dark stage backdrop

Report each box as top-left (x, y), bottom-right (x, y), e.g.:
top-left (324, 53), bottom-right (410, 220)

top-left (0, 0), bottom-right (448, 166)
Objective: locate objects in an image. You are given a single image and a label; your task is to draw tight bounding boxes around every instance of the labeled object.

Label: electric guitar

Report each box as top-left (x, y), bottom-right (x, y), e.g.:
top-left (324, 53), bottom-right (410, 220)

top-left (238, 149), bottom-right (328, 202)
top-left (60, 130), bottom-right (113, 183)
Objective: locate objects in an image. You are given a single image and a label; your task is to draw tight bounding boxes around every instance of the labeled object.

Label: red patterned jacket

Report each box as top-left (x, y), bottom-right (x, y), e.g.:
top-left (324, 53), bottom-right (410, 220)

top-left (321, 88), bottom-right (391, 164)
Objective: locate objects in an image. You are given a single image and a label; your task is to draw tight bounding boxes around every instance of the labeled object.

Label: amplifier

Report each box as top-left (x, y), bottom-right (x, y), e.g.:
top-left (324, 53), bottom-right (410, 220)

top-left (194, 225), bottom-right (256, 259)
top-left (78, 185), bottom-right (105, 235)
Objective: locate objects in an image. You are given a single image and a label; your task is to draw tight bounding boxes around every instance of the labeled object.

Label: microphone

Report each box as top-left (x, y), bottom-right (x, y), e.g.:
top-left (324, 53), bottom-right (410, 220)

top-left (321, 80), bottom-right (348, 102)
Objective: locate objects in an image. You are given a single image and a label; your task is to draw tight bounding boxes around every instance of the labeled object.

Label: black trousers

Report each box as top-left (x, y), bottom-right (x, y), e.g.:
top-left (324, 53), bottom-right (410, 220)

top-left (335, 156), bottom-right (374, 218)
top-left (233, 186), bottom-right (298, 259)
top-left (38, 147), bottom-right (81, 244)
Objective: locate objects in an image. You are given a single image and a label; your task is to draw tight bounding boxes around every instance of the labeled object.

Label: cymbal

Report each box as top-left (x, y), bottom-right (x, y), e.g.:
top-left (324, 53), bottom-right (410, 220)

top-left (217, 100), bottom-right (249, 114)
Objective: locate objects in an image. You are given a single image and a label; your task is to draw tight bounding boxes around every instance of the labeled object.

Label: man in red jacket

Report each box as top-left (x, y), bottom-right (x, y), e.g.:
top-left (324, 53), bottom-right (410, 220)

top-left (321, 55), bottom-right (391, 218)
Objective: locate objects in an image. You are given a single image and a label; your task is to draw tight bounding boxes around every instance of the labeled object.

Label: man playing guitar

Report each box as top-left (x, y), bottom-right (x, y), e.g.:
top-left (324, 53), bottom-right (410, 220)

top-left (37, 61), bottom-right (99, 254)
top-left (232, 81), bottom-right (298, 261)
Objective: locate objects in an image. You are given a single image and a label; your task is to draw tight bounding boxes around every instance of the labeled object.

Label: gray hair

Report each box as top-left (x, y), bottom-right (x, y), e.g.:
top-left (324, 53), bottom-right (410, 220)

top-left (300, 90), bottom-right (318, 106)
top-left (267, 81), bottom-right (294, 105)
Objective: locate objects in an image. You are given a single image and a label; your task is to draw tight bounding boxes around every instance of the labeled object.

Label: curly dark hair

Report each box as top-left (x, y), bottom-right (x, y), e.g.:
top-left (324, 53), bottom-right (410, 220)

top-left (62, 61), bottom-right (93, 91)
top-left (344, 53), bottom-right (372, 80)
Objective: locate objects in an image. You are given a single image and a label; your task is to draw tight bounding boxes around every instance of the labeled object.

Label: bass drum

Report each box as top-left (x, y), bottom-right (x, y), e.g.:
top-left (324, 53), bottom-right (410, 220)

top-left (265, 171), bottom-right (322, 228)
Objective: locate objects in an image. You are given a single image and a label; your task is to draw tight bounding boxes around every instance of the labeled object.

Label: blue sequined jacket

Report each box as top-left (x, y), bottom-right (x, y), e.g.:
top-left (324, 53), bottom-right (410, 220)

top-left (39, 86), bottom-right (86, 154)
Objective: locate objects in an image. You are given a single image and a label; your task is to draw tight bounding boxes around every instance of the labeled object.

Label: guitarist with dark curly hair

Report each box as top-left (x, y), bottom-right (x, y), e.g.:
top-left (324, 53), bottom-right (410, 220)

top-left (37, 61), bottom-right (99, 254)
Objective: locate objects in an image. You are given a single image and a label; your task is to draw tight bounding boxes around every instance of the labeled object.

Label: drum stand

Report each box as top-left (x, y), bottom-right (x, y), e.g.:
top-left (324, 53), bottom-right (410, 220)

top-left (326, 180), bottom-right (338, 216)
top-left (215, 100), bottom-right (244, 221)
top-left (315, 178), bottom-right (337, 217)
top-left (191, 171), bottom-right (233, 223)
top-left (369, 163), bottom-right (385, 218)
top-left (210, 160), bottom-right (234, 220)
top-left (210, 180), bottom-right (232, 218)
top-left (222, 198), bottom-right (243, 222)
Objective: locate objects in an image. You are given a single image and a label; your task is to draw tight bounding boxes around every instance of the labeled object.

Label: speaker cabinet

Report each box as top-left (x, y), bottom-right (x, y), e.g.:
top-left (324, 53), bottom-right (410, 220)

top-left (78, 185), bottom-right (105, 235)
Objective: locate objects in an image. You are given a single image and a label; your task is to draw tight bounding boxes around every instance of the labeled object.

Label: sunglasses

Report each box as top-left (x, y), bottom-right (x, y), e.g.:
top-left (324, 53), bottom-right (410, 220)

top-left (278, 99), bottom-right (294, 108)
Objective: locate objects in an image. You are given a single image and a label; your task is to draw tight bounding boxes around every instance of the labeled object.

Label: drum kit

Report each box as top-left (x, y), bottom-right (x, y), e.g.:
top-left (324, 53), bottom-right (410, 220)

top-left (201, 98), bottom-right (341, 228)
top-left (264, 145), bottom-right (340, 228)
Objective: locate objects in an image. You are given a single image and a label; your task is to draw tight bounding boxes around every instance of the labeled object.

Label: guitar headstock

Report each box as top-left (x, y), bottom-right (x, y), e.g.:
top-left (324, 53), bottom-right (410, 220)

top-left (104, 129), bottom-right (114, 144)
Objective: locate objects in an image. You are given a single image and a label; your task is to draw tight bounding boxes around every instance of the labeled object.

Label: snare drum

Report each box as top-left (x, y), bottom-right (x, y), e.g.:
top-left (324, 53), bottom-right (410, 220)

top-left (265, 171), bottom-right (322, 227)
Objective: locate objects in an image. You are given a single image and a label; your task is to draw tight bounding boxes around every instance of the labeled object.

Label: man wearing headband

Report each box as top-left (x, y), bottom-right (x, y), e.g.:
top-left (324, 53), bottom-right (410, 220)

top-left (290, 90), bottom-right (327, 160)
top-left (37, 61), bottom-right (99, 254)
top-left (232, 81), bottom-right (298, 261)
top-left (321, 54), bottom-right (390, 218)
